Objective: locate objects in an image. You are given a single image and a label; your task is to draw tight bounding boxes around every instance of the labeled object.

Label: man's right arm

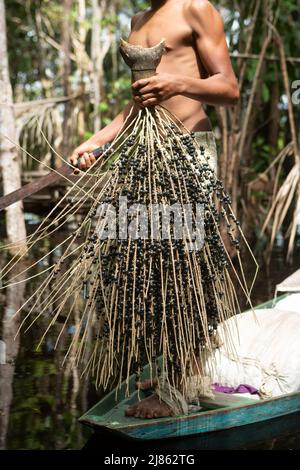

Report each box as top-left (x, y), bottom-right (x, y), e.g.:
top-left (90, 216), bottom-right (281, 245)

top-left (69, 100), bottom-right (138, 170)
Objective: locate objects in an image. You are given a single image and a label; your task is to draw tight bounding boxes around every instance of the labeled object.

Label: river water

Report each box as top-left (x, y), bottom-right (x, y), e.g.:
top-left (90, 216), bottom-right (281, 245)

top-left (0, 218), bottom-right (300, 450)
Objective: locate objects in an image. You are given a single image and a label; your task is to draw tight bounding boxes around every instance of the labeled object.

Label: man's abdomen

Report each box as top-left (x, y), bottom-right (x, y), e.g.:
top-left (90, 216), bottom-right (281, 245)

top-left (158, 93), bottom-right (211, 132)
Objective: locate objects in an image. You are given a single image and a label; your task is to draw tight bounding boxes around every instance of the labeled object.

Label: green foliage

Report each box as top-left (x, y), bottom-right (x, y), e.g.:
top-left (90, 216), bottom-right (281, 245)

top-left (98, 101), bottom-right (109, 113)
top-left (261, 83), bottom-right (270, 104)
top-left (83, 131), bottom-right (93, 141)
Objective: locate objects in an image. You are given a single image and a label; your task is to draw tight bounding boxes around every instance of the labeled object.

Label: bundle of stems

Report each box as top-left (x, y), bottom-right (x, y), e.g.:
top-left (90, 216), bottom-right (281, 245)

top-left (0, 103), bottom-right (258, 399)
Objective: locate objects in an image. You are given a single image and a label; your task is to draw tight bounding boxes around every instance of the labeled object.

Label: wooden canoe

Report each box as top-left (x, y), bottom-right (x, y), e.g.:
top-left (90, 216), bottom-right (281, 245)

top-left (79, 293), bottom-right (300, 441)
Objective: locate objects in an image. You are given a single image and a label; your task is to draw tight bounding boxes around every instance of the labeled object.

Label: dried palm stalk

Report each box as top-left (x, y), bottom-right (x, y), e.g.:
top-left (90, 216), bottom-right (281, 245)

top-left (259, 25), bottom-right (300, 262)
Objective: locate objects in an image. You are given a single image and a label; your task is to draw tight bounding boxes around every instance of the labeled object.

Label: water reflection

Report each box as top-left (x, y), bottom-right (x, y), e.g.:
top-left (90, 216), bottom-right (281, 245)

top-left (0, 224), bottom-right (299, 449)
top-left (0, 231), bottom-right (94, 449)
top-left (0, 265), bottom-right (25, 449)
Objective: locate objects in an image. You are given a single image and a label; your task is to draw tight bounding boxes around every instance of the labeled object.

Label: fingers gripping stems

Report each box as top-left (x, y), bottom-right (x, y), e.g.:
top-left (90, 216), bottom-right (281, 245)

top-left (73, 143), bottom-right (112, 173)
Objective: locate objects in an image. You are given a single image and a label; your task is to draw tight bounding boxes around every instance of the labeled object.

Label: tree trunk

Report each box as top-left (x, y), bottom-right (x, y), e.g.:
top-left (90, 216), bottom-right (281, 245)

top-left (77, 0), bottom-right (87, 140)
top-left (0, 267), bottom-right (26, 449)
top-left (91, 0), bottom-right (103, 133)
top-left (268, 67), bottom-right (280, 151)
top-left (91, 0), bottom-right (114, 132)
top-left (61, 0), bottom-right (73, 159)
top-left (0, 0), bottom-right (27, 254)
top-left (34, 9), bottom-right (52, 98)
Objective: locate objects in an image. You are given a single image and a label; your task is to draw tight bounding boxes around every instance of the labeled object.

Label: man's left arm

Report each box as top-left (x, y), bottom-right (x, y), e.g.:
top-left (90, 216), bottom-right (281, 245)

top-left (132, 0), bottom-right (239, 107)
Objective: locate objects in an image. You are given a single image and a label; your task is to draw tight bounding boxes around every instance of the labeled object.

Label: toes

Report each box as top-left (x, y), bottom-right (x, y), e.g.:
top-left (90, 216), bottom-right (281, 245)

top-left (125, 405), bottom-right (135, 417)
top-left (162, 407), bottom-right (172, 417)
top-left (152, 403), bottom-right (172, 418)
top-left (137, 409), bottom-right (147, 419)
top-left (153, 408), bottom-right (164, 418)
top-left (134, 407), bottom-right (152, 419)
top-left (134, 410), bottom-right (142, 418)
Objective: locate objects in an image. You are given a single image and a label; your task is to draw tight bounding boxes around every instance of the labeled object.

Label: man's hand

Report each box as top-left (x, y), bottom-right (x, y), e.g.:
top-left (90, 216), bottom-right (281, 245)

top-left (132, 73), bottom-right (183, 107)
top-left (69, 142), bottom-right (100, 171)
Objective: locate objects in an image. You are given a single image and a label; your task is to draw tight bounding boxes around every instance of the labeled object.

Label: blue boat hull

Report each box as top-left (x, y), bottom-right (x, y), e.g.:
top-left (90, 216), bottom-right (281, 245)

top-left (80, 390), bottom-right (300, 440)
top-left (123, 391), bottom-right (300, 440)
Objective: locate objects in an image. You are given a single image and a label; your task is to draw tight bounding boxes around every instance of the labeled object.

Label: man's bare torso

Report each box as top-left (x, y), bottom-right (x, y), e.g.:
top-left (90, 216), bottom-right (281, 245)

top-left (128, 0), bottom-right (212, 132)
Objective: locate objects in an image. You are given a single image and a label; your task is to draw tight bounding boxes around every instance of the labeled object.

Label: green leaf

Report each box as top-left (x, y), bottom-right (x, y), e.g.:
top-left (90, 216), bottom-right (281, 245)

top-left (99, 102), bottom-right (109, 112)
top-left (262, 84), bottom-right (270, 103)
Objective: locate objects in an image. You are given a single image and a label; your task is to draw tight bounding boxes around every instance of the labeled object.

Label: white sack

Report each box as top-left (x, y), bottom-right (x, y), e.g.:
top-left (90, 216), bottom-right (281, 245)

top-left (274, 293), bottom-right (300, 314)
top-left (204, 308), bottom-right (300, 398)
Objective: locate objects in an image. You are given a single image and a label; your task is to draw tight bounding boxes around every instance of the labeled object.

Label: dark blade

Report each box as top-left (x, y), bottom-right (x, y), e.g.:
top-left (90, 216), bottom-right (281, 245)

top-left (0, 145), bottom-right (108, 211)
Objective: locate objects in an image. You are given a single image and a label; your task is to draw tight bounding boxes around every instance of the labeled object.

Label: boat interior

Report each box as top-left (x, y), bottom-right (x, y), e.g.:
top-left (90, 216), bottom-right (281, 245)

top-left (80, 381), bottom-right (261, 429)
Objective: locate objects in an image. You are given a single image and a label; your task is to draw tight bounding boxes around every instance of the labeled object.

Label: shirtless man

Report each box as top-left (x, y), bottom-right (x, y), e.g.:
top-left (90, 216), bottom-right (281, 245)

top-left (69, 0), bottom-right (239, 418)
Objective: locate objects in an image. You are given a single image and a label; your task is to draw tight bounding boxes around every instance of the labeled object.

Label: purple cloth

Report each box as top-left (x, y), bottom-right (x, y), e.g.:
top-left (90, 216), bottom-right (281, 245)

top-left (212, 383), bottom-right (258, 395)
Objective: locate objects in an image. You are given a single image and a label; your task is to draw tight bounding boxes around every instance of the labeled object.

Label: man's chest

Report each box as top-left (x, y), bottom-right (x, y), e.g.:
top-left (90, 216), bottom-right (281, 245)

top-left (129, 8), bottom-right (193, 52)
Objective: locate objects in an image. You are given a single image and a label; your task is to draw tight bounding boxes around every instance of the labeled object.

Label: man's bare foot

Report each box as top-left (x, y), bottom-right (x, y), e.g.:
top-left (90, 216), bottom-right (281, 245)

top-left (125, 394), bottom-right (172, 419)
top-left (135, 378), bottom-right (158, 391)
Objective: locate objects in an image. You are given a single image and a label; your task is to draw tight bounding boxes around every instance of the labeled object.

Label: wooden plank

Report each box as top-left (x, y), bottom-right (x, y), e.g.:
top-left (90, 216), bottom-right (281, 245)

top-left (200, 391), bottom-right (259, 407)
top-left (0, 163), bottom-right (72, 210)
top-left (0, 144), bottom-right (108, 211)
